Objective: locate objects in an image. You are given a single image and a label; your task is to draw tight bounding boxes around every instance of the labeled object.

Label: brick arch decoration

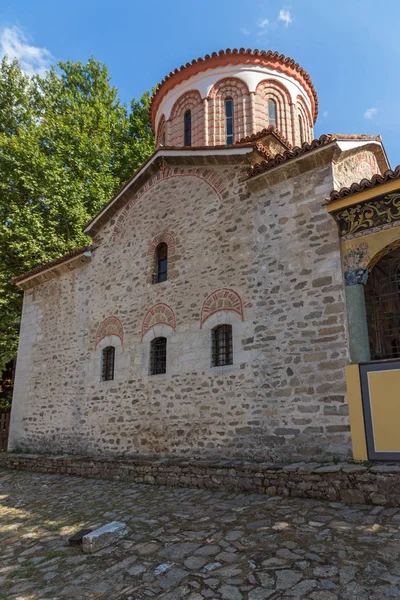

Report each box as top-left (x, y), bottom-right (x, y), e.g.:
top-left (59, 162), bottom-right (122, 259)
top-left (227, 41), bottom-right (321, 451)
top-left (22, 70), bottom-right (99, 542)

top-left (141, 303), bottom-right (176, 340)
top-left (255, 79), bottom-right (292, 142)
top-left (156, 114), bottom-right (166, 148)
top-left (296, 95), bottom-right (313, 146)
top-left (112, 166), bottom-right (227, 236)
top-left (200, 288), bottom-right (244, 328)
top-left (95, 316), bottom-right (124, 347)
top-left (148, 232), bottom-right (176, 255)
top-left (168, 90), bottom-right (204, 146)
top-left (208, 77), bottom-right (251, 144)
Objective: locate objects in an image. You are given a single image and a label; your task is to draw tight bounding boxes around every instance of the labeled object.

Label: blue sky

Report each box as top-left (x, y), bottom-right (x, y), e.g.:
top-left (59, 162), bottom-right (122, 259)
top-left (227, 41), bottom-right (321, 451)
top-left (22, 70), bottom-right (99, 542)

top-left (1, 0), bottom-right (399, 166)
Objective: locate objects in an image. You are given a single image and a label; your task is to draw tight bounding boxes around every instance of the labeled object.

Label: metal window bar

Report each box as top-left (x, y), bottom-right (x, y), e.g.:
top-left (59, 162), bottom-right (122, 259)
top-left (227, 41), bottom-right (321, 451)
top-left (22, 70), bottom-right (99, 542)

top-left (150, 337), bottom-right (167, 375)
top-left (101, 346), bottom-right (115, 381)
top-left (212, 324), bottom-right (233, 367)
top-left (268, 99), bottom-right (277, 127)
top-left (184, 110), bottom-right (191, 146)
top-left (156, 243), bottom-right (168, 283)
top-left (225, 99), bottom-right (234, 145)
top-left (365, 260), bottom-right (400, 360)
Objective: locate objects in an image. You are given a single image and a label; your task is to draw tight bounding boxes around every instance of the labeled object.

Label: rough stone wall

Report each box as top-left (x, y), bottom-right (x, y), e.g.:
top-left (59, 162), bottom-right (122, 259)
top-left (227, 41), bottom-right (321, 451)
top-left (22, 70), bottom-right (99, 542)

top-left (11, 154), bottom-right (352, 461)
top-left (2, 453), bottom-right (400, 507)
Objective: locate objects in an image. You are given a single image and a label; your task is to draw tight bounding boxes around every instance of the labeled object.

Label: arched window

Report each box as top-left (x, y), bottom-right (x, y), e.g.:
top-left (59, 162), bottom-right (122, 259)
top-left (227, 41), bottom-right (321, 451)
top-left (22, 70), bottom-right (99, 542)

top-left (298, 116), bottom-right (304, 145)
top-left (365, 247), bottom-right (400, 360)
top-left (101, 346), bottom-right (115, 381)
top-left (156, 242), bottom-right (168, 283)
top-left (150, 337), bottom-right (167, 375)
top-left (225, 98), bottom-right (234, 145)
top-left (184, 110), bottom-right (191, 146)
top-left (268, 99), bottom-right (277, 127)
top-left (212, 324), bottom-right (233, 367)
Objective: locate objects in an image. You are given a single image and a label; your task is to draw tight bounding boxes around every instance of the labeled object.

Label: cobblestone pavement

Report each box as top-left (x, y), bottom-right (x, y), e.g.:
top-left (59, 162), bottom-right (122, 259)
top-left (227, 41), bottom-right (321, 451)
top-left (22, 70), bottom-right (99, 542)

top-left (1, 469), bottom-right (400, 599)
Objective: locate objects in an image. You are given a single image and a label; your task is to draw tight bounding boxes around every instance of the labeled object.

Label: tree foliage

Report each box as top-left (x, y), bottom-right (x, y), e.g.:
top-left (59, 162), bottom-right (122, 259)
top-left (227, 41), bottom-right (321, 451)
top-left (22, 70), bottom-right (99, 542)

top-left (0, 57), bottom-right (154, 373)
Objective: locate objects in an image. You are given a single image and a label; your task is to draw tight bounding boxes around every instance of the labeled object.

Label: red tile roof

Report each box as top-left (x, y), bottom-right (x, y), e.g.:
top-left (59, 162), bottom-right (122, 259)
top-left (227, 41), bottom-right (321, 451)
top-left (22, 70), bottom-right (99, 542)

top-left (149, 48), bottom-right (319, 129)
top-left (236, 125), bottom-right (292, 149)
top-left (247, 133), bottom-right (383, 179)
top-left (13, 246), bottom-right (93, 284)
top-left (327, 165), bottom-right (400, 203)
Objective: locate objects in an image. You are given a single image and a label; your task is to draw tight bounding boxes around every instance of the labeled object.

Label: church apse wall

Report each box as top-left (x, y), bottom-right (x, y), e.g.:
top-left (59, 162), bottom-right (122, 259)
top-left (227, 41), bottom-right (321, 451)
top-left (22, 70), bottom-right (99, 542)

top-left (9, 158), bottom-right (352, 461)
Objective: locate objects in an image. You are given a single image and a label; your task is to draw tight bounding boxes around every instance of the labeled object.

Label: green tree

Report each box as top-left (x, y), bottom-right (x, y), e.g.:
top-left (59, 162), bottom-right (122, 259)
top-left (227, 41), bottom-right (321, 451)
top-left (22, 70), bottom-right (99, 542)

top-left (0, 56), bottom-right (154, 375)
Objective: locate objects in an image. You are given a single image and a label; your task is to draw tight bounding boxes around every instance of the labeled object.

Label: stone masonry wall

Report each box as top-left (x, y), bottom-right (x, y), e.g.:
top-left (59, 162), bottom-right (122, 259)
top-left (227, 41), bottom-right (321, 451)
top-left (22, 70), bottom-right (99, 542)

top-left (11, 154), bottom-right (351, 461)
top-left (2, 453), bottom-right (400, 507)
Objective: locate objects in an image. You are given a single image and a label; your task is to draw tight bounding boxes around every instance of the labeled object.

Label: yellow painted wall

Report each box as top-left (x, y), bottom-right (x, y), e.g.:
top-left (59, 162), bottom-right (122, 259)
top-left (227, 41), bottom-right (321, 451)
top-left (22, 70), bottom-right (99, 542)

top-left (341, 226), bottom-right (400, 270)
top-left (367, 369), bottom-right (400, 452)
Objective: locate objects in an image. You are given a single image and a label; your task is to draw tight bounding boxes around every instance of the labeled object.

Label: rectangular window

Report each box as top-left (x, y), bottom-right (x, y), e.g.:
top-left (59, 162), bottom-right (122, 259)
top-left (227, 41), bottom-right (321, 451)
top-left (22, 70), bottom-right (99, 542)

top-left (184, 110), bottom-right (191, 146)
top-left (268, 100), bottom-right (277, 127)
top-left (212, 324), bottom-right (233, 367)
top-left (101, 346), bottom-right (115, 381)
top-left (156, 243), bottom-right (168, 283)
top-left (150, 337), bottom-right (167, 375)
top-left (225, 99), bottom-right (234, 145)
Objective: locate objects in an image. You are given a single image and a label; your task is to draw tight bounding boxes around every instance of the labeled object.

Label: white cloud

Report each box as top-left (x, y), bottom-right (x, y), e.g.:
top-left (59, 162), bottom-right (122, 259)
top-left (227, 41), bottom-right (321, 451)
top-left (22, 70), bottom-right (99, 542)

top-left (323, 111), bottom-right (328, 118)
top-left (278, 9), bottom-right (293, 27)
top-left (364, 107), bottom-right (378, 120)
top-left (240, 27), bottom-right (251, 35)
top-left (0, 25), bottom-right (52, 76)
top-left (258, 18), bottom-right (270, 28)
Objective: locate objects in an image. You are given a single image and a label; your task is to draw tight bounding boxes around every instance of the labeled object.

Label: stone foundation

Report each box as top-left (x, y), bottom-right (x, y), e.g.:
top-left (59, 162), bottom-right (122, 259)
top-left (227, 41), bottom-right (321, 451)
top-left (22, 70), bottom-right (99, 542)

top-left (1, 453), bottom-right (400, 507)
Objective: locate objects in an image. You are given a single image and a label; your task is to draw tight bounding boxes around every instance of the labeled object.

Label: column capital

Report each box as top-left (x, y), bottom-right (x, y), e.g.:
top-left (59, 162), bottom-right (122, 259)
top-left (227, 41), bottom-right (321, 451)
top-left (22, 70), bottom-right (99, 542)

top-left (345, 268), bottom-right (369, 286)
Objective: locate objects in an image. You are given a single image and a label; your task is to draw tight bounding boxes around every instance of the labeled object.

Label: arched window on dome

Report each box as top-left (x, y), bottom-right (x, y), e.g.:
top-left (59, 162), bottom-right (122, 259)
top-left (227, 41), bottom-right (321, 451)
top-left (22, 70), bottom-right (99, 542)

top-left (225, 98), bottom-right (234, 145)
top-left (155, 242), bottom-right (168, 283)
top-left (298, 116), bottom-right (304, 145)
top-left (184, 110), bottom-right (191, 146)
top-left (268, 99), bottom-right (277, 127)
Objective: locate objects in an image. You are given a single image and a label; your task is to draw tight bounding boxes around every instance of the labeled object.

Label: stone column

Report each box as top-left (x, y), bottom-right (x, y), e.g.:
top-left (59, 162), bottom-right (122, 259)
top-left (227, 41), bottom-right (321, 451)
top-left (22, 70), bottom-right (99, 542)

top-left (248, 92), bottom-right (255, 137)
top-left (203, 97), bottom-right (209, 146)
top-left (344, 268), bottom-right (371, 363)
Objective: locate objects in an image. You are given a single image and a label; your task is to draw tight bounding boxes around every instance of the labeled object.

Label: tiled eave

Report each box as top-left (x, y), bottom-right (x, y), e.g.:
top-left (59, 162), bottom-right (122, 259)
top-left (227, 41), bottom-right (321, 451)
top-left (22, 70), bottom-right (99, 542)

top-left (325, 165), bottom-right (400, 213)
top-left (13, 248), bottom-right (93, 290)
top-left (246, 136), bottom-right (388, 191)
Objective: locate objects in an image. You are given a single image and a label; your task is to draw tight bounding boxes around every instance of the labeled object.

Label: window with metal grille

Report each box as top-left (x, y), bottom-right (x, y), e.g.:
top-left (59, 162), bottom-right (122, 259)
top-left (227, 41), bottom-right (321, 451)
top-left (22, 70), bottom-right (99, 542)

top-left (225, 98), bottom-right (234, 145)
top-left (156, 242), bottom-right (168, 283)
top-left (365, 248), bottom-right (400, 360)
top-left (298, 116), bottom-right (304, 145)
top-left (150, 337), bottom-right (167, 375)
top-left (101, 346), bottom-right (115, 381)
top-left (268, 99), bottom-right (277, 127)
top-left (212, 324), bottom-right (233, 367)
top-left (184, 110), bottom-right (191, 146)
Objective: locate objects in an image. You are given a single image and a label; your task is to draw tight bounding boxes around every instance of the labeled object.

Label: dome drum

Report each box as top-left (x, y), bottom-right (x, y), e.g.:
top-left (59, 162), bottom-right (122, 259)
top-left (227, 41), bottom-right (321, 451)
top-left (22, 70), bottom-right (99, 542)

top-left (151, 49), bottom-right (317, 149)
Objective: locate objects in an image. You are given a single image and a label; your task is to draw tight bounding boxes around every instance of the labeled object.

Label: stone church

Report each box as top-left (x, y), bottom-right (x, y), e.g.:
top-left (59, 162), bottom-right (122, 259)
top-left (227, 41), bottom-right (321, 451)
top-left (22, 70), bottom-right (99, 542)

top-left (9, 48), bottom-right (400, 463)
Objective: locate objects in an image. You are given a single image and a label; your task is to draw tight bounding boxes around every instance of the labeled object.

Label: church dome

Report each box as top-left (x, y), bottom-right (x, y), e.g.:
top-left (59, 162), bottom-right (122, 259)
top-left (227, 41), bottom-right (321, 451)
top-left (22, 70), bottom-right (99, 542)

top-left (150, 48), bottom-right (318, 150)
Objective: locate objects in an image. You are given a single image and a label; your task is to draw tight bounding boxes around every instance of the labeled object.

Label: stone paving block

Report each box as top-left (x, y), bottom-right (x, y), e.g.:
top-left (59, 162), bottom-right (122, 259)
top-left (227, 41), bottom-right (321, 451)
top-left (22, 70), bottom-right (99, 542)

top-left (82, 521), bottom-right (128, 553)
